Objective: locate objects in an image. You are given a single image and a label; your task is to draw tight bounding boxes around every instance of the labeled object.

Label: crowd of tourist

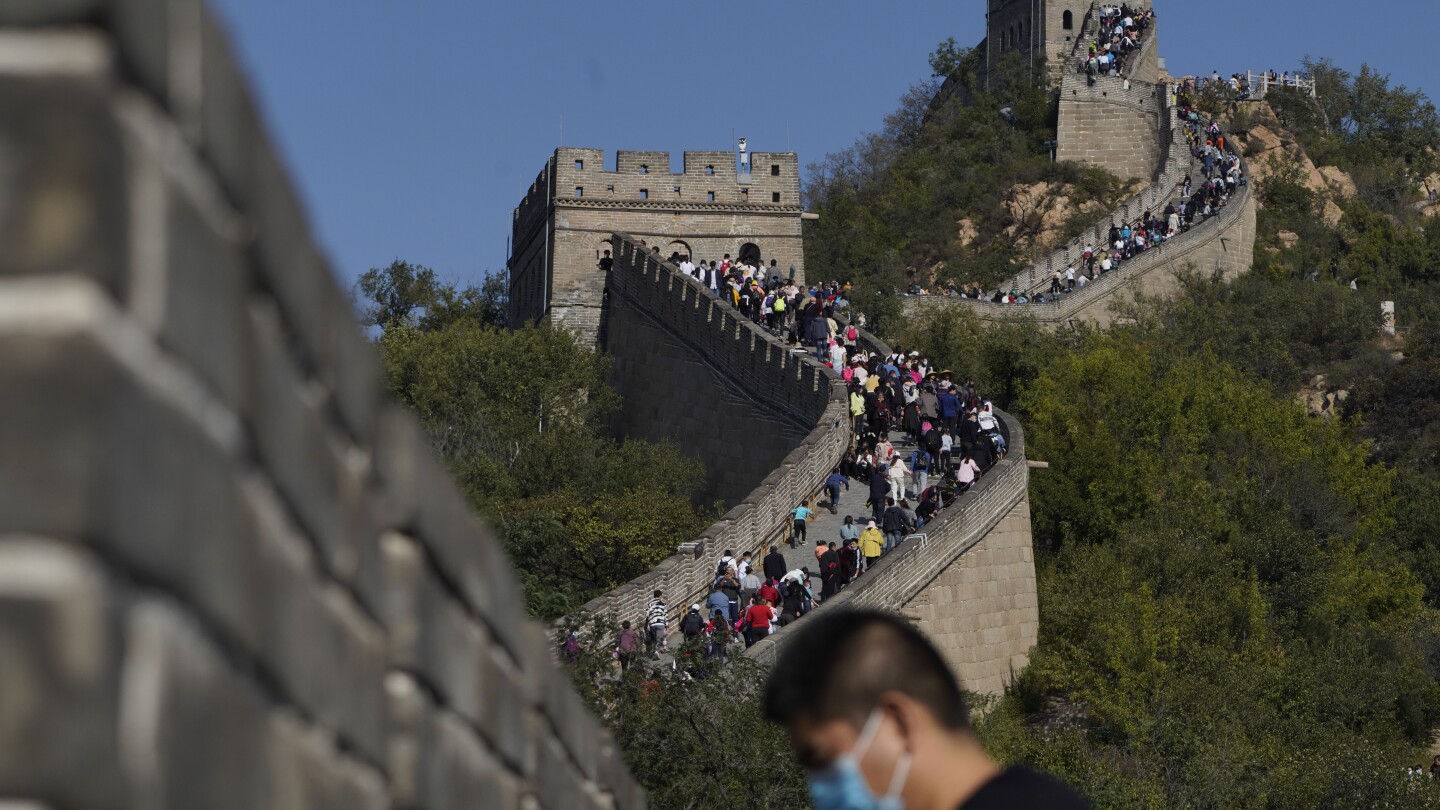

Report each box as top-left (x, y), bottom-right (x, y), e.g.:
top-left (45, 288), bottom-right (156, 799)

top-left (1078, 4), bottom-right (1154, 81)
top-left (663, 248), bottom-right (858, 342)
top-left (903, 83), bottom-right (1244, 306)
top-left (1191, 69), bottom-right (1313, 101)
top-left (625, 285), bottom-right (1008, 664)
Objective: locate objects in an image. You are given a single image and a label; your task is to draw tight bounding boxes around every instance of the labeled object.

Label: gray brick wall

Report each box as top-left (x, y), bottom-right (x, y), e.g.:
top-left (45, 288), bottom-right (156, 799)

top-left (0, 5), bottom-right (642, 809)
top-left (582, 236), bottom-right (850, 632)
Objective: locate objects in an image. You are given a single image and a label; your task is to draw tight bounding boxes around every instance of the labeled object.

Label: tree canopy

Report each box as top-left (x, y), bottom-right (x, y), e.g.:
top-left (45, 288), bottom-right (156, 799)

top-left (357, 261), bottom-right (716, 618)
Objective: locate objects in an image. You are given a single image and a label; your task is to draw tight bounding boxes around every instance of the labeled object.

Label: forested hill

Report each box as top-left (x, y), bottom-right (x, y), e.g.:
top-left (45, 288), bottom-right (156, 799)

top-left (832, 47), bottom-right (1440, 807)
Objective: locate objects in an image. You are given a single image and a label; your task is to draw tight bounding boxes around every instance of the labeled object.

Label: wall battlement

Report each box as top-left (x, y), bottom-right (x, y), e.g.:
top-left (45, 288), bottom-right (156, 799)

top-left (509, 147), bottom-right (806, 341)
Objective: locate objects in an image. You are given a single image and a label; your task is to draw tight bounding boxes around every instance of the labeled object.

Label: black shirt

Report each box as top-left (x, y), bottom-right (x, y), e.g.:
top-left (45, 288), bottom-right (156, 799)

top-left (959, 766), bottom-right (1090, 809)
top-left (763, 552), bottom-right (787, 581)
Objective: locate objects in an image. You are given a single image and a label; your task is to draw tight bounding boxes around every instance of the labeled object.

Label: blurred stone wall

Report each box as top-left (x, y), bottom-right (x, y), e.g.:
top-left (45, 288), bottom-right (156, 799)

top-left (0, 4), bottom-right (642, 808)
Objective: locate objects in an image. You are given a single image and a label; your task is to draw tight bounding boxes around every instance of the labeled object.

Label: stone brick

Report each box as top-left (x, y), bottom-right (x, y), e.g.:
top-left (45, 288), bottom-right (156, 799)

top-left (0, 537), bottom-right (123, 807)
top-left (485, 644), bottom-right (532, 774)
top-left (0, 282), bottom-right (119, 538)
top-left (266, 711), bottom-right (388, 810)
top-left (384, 671), bottom-right (434, 809)
top-left (380, 532), bottom-right (490, 728)
top-left (119, 599), bottom-right (271, 810)
top-left (533, 733), bottom-right (593, 810)
top-left (246, 478), bottom-right (386, 764)
top-left (101, 359), bottom-right (263, 652)
top-left (124, 93), bottom-right (253, 412)
top-left (426, 711), bottom-right (522, 810)
top-left (248, 297), bottom-right (375, 587)
top-left (0, 74), bottom-right (127, 292)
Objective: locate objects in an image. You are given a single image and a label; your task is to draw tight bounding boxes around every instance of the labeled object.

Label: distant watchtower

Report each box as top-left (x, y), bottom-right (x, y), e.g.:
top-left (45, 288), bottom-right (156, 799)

top-left (507, 147), bottom-right (805, 343)
top-left (983, 0), bottom-right (1092, 88)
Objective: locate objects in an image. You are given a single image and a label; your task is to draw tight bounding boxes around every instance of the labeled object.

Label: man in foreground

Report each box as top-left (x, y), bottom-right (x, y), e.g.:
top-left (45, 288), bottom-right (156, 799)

top-left (764, 609), bottom-right (1089, 809)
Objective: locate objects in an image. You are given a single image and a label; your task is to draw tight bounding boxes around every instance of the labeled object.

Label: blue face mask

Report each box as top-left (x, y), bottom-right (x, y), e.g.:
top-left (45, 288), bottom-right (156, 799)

top-left (808, 709), bottom-right (912, 810)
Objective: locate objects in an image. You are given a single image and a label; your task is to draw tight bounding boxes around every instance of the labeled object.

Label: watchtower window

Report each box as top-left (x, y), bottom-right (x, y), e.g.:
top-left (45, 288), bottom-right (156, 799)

top-left (639, 189), bottom-right (649, 199)
top-left (770, 164), bottom-right (780, 176)
top-left (674, 185), bottom-right (681, 194)
top-left (575, 159), bottom-right (584, 170)
top-left (639, 164), bottom-right (649, 174)
top-left (772, 192), bottom-right (781, 203)
top-left (1063, 10), bottom-right (1073, 29)
top-left (740, 188), bottom-right (749, 198)
top-left (706, 165), bottom-right (715, 175)
top-left (707, 191), bottom-right (716, 201)
top-left (606, 184), bottom-right (614, 193)
top-left (574, 187), bottom-right (583, 198)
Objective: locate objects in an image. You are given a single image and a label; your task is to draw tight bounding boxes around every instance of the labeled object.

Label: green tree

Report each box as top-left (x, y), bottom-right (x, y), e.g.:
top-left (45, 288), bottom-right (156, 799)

top-left (355, 259), bottom-right (508, 330)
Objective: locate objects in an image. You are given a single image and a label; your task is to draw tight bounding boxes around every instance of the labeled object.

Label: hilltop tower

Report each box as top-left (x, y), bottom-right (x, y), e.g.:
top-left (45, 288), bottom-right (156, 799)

top-left (508, 147), bottom-right (806, 343)
top-left (983, 0), bottom-right (1093, 88)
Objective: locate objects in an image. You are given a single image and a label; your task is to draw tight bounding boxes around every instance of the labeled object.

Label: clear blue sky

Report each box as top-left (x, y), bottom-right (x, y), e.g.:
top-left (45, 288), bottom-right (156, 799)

top-left (209, 0), bottom-right (1438, 292)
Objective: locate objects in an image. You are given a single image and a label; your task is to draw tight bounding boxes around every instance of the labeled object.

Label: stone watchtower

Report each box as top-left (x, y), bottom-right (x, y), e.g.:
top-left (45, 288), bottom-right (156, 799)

top-left (508, 147), bottom-right (806, 343)
top-left (983, 0), bottom-right (1092, 88)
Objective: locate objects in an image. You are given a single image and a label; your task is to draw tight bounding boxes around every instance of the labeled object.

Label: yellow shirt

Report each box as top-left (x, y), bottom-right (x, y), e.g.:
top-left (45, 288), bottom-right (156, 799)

top-left (865, 375), bottom-right (881, 393)
top-left (860, 528), bottom-right (884, 558)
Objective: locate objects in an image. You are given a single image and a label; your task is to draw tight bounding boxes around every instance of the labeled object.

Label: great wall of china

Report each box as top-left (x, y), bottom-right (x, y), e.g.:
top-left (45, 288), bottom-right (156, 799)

top-left (0, 2), bottom-right (1250, 807)
top-left (908, 2), bottom-right (1256, 327)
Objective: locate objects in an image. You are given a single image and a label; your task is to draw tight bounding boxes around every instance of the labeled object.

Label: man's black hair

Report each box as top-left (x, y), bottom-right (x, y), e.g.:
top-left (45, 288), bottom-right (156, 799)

top-left (763, 609), bottom-right (970, 732)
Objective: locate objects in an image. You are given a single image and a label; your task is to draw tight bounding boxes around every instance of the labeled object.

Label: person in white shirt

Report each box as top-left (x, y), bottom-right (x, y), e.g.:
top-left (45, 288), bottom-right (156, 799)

top-left (679, 257), bottom-right (695, 277)
top-left (1065, 266), bottom-right (1076, 290)
top-left (1100, 256), bottom-right (1113, 273)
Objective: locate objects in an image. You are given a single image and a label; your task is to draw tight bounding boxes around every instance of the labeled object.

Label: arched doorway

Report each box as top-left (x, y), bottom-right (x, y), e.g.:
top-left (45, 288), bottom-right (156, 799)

top-left (666, 239), bottom-right (692, 264)
top-left (1063, 10), bottom-right (1074, 29)
top-left (738, 242), bottom-right (761, 267)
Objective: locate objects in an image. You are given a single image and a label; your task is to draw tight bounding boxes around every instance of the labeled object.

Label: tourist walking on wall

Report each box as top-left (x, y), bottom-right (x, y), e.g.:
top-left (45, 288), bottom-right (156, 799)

top-left (718, 567), bottom-right (743, 623)
top-left (825, 467), bottom-right (849, 514)
top-left (888, 456), bottom-right (910, 502)
top-left (742, 595), bottom-right (775, 647)
top-left (882, 497), bottom-right (913, 553)
top-left (860, 520), bottom-right (884, 570)
top-left (616, 620), bottom-right (641, 672)
top-left (792, 503), bottom-right (815, 547)
top-left (763, 544), bottom-right (787, 582)
top-left (868, 465), bottom-right (889, 523)
top-left (644, 589), bottom-right (667, 655)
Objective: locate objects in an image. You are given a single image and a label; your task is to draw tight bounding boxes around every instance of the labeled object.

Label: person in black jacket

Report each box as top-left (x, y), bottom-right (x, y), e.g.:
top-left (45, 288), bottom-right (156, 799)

top-left (867, 467), bottom-right (890, 524)
top-left (806, 307), bottom-right (830, 361)
top-left (839, 537), bottom-right (863, 586)
top-left (882, 497), bottom-right (914, 553)
top-left (763, 545), bottom-right (788, 582)
top-left (818, 542), bottom-right (842, 599)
